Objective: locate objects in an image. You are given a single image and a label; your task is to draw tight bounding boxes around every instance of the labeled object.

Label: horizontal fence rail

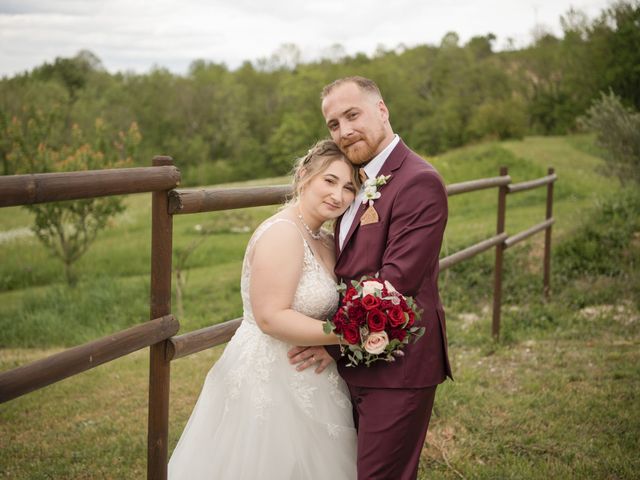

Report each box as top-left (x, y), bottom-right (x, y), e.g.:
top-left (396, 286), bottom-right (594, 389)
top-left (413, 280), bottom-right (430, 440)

top-left (0, 315), bottom-right (179, 403)
top-left (505, 218), bottom-right (555, 249)
top-left (507, 173), bottom-right (557, 193)
top-left (446, 175), bottom-right (511, 196)
top-left (439, 233), bottom-right (509, 271)
top-left (166, 175), bottom-right (514, 216)
top-left (169, 185), bottom-right (291, 215)
top-left (0, 165), bottom-right (180, 208)
top-left (167, 318), bottom-right (243, 360)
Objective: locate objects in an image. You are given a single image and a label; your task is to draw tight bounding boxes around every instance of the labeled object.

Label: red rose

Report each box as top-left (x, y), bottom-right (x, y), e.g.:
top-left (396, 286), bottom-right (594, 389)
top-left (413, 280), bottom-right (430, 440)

top-left (399, 297), bottom-right (410, 311)
top-left (344, 287), bottom-right (358, 302)
top-left (389, 328), bottom-right (407, 341)
top-left (361, 294), bottom-right (381, 311)
top-left (367, 308), bottom-right (387, 332)
top-left (342, 323), bottom-right (361, 345)
top-left (347, 303), bottom-right (366, 326)
top-left (388, 305), bottom-right (405, 327)
top-left (406, 310), bottom-right (416, 327)
top-left (332, 309), bottom-right (348, 333)
top-left (380, 299), bottom-right (395, 311)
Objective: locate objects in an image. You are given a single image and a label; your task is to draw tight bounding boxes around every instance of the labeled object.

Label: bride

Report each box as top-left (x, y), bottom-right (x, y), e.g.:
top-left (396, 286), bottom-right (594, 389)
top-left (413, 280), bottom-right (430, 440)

top-left (168, 139), bottom-right (359, 479)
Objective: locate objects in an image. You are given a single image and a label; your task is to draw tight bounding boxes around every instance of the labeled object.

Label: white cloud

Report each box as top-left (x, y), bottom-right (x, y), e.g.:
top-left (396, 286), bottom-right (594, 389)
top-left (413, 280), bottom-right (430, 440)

top-left (0, 0), bottom-right (612, 77)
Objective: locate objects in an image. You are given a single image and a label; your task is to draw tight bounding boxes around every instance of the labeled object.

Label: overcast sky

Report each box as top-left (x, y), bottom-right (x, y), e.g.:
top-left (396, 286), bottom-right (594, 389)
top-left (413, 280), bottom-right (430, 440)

top-left (0, 0), bottom-right (612, 78)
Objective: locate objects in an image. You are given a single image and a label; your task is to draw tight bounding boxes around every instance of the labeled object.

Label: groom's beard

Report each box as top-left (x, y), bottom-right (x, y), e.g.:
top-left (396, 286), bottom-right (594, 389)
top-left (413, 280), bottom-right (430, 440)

top-left (341, 129), bottom-right (386, 165)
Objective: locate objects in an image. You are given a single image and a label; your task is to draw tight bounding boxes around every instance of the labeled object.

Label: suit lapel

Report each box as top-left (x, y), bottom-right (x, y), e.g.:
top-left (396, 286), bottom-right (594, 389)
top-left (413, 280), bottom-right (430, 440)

top-left (335, 139), bottom-right (410, 264)
top-left (336, 202), bottom-right (367, 261)
top-left (334, 215), bottom-right (342, 254)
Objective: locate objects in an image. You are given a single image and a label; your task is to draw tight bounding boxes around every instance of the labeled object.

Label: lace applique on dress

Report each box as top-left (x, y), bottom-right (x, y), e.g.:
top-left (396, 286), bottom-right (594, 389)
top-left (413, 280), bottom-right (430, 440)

top-left (289, 371), bottom-right (319, 416)
top-left (327, 371), bottom-right (351, 410)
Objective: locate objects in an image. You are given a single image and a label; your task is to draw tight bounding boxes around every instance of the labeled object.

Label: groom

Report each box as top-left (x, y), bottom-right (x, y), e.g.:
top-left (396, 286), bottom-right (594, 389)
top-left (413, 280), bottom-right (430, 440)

top-left (290, 76), bottom-right (452, 479)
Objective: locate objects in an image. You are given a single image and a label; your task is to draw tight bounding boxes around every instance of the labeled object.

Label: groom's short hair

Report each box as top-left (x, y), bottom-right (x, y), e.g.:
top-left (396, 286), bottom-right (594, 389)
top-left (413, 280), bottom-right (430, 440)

top-left (321, 76), bottom-right (382, 101)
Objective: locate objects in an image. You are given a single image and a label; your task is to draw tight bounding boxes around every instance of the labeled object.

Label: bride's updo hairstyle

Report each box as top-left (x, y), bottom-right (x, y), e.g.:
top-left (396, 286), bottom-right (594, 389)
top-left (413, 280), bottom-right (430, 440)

top-left (290, 139), bottom-right (360, 202)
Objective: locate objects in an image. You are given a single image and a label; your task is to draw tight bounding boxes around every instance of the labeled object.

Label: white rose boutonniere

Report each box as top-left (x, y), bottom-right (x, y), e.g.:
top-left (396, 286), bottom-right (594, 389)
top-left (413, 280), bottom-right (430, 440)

top-left (362, 174), bottom-right (391, 207)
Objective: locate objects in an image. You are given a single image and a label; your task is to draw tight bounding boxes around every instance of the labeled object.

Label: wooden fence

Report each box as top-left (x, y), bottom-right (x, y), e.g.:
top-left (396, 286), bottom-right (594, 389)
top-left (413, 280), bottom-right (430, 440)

top-left (0, 159), bottom-right (556, 478)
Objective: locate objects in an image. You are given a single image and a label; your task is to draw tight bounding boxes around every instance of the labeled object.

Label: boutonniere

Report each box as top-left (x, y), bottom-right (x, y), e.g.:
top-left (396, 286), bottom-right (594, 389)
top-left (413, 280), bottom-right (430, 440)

top-left (362, 174), bottom-right (391, 206)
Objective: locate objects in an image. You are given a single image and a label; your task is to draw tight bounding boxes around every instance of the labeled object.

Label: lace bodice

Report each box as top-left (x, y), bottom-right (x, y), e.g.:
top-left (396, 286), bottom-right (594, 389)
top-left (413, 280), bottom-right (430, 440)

top-left (240, 218), bottom-right (339, 326)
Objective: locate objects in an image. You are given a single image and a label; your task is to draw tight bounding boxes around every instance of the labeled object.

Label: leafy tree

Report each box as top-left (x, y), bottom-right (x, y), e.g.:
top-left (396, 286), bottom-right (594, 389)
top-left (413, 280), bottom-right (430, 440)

top-left (467, 98), bottom-right (528, 140)
top-left (578, 91), bottom-right (640, 184)
top-left (6, 118), bottom-right (141, 285)
top-left (588, 1), bottom-right (640, 109)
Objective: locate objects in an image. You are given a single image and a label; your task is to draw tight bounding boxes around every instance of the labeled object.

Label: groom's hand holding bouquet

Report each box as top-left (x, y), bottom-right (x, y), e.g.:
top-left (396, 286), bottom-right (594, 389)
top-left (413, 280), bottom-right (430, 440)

top-left (324, 276), bottom-right (425, 367)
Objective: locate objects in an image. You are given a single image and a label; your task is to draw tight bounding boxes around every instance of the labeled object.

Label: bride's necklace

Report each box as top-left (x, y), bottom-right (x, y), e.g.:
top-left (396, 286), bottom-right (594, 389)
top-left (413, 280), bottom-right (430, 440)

top-left (297, 210), bottom-right (321, 240)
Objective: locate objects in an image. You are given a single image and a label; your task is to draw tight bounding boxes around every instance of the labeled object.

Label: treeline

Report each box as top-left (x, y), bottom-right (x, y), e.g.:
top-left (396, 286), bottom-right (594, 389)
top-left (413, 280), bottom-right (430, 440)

top-left (1, 1), bottom-right (638, 185)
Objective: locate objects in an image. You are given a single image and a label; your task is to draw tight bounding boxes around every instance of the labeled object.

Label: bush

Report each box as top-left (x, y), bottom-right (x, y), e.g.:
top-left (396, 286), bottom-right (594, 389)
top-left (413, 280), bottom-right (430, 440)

top-left (555, 188), bottom-right (640, 278)
top-left (577, 91), bottom-right (640, 184)
top-left (467, 98), bottom-right (528, 141)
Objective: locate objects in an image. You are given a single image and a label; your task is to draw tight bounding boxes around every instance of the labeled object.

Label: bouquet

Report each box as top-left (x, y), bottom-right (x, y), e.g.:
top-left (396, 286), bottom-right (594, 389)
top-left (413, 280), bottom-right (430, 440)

top-left (323, 276), bottom-right (425, 367)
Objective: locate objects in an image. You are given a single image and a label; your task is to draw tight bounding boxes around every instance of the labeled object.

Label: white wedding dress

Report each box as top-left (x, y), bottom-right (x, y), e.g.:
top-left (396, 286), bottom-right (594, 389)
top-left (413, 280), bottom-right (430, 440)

top-left (168, 218), bottom-right (357, 479)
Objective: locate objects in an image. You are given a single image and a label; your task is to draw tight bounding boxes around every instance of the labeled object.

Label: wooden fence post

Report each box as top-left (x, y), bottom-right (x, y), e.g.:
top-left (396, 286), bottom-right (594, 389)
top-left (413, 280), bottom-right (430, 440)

top-left (148, 156), bottom-right (175, 480)
top-left (492, 166), bottom-right (508, 339)
top-left (543, 167), bottom-right (555, 299)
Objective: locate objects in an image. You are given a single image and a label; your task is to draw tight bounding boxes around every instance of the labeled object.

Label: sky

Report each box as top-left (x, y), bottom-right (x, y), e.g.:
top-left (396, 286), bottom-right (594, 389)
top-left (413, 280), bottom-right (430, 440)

top-left (0, 0), bottom-right (613, 78)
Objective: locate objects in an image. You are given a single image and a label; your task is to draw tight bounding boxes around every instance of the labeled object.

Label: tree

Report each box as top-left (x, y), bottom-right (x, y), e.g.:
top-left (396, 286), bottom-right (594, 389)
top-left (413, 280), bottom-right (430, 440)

top-left (578, 91), bottom-right (640, 184)
top-left (6, 118), bottom-right (141, 285)
top-left (589, 1), bottom-right (640, 109)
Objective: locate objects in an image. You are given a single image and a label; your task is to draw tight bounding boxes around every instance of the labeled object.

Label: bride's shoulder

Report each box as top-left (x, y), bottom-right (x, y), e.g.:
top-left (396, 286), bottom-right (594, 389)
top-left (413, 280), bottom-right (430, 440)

top-left (252, 216), bottom-right (304, 252)
top-left (248, 216), bottom-right (305, 272)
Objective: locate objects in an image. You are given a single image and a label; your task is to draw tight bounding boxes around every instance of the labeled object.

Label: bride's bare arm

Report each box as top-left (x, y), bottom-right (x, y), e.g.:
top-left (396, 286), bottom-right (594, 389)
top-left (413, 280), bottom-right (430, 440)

top-left (250, 222), bottom-right (339, 346)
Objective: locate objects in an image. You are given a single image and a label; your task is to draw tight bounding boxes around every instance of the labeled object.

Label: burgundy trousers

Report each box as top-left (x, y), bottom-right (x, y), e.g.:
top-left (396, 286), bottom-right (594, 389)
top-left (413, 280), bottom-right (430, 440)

top-left (347, 384), bottom-right (437, 480)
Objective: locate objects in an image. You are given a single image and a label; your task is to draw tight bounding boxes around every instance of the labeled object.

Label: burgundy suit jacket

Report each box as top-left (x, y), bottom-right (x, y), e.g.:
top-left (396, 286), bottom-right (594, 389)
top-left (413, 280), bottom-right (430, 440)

top-left (330, 140), bottom-right (452, 388)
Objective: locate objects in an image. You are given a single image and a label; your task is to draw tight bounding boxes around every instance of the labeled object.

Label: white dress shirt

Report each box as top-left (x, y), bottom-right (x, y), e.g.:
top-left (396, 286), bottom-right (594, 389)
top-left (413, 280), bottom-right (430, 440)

top-left (338, 134), bottom-right (400, 249)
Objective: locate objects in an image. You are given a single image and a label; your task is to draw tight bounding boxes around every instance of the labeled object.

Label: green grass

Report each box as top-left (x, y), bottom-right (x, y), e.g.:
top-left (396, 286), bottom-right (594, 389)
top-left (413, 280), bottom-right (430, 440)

top-left (1, 135), bottom-right (639, 478)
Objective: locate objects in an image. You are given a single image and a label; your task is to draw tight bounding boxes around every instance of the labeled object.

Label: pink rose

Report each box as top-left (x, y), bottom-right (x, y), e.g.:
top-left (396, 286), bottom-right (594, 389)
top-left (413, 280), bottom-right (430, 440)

top-left (363, 331), bottom-right (389, 355)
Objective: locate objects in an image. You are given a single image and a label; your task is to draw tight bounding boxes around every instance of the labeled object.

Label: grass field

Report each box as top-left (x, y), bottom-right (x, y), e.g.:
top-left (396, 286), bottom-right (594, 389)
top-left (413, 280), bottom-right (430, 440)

top-left (1, 134), bottom-right (638, 479)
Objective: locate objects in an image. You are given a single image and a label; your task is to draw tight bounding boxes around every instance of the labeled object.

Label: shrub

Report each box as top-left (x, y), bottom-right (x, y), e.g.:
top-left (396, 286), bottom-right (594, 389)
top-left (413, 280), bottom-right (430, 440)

top-left (577, 91), bottom-right (640, 184)
top-left (555, 188), bottom-right (640, 278)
